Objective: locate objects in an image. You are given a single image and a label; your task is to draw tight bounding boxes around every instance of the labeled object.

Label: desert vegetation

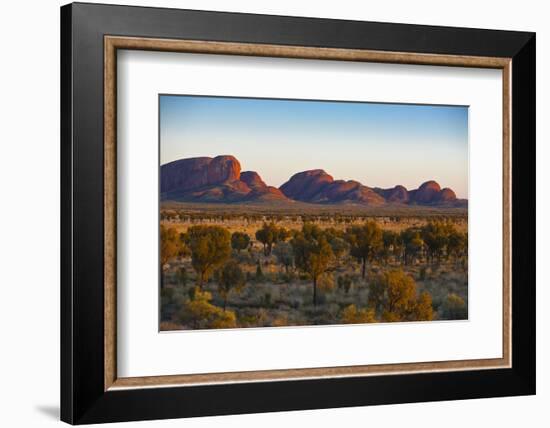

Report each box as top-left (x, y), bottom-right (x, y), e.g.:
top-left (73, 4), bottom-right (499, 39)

top-left (160, 208), bottom-right (468, 330)
top-left (157, 101), bottom-right (469, 331)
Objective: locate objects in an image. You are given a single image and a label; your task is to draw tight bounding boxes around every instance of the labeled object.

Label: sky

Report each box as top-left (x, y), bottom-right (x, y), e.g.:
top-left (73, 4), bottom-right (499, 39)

top-left (160, 95), bottom-right (469, 198)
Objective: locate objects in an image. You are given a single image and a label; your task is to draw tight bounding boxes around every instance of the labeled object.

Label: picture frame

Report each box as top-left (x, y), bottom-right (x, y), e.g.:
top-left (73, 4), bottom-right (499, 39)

top-left (60, 2), bottom-right (535, 424)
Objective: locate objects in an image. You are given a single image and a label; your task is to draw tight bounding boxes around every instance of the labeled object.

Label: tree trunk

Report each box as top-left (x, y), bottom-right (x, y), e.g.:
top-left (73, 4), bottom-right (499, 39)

top-left (197, 272), bottom-right (204, 290)
top-left (313, 276), bottom-right (317, 307)
top-left (361, 258), bottom-right (366, 279)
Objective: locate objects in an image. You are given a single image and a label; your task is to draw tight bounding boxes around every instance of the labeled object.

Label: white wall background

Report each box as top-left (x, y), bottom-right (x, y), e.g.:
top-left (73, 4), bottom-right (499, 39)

top-left (0, 0), bottom-right (545, 427)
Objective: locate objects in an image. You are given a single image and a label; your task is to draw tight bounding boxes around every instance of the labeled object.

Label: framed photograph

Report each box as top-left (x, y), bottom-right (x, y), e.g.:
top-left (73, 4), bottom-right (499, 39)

top-left (61, 2), bottom-right (535, 424)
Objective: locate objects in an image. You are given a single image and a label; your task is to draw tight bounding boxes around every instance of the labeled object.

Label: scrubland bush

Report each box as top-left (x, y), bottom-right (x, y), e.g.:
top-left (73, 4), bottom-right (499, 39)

top-left (441, 293), bottom-right (467, 320)
top-left (341, 305), bottom-right (376, 324)
top-left (179, 288), bottom-right (237, 329)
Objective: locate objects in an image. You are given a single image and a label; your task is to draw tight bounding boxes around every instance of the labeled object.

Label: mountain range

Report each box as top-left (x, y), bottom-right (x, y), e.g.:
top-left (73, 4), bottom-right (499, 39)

top-left (160, 155), bottom-right (467, 207)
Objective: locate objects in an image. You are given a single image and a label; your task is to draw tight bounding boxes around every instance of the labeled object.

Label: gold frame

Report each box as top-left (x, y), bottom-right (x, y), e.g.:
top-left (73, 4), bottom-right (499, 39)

top-left (104, 36), bottom-right (512, 391)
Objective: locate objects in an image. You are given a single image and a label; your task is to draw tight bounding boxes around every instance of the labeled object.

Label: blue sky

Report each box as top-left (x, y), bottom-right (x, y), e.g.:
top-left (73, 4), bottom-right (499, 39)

top-left (160, 95), bottom-right (468, 198)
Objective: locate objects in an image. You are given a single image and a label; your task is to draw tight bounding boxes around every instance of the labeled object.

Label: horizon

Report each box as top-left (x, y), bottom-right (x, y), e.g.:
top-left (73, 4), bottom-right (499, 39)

top-left (160, 95), bottom-right (469, 198)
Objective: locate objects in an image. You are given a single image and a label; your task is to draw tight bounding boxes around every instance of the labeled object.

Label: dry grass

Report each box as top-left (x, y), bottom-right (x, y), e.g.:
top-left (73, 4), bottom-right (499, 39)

top-left (161, 216), bottom-right (467, 237)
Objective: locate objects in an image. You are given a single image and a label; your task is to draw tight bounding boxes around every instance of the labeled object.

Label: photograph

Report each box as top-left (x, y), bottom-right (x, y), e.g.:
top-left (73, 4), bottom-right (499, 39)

top-left (159, 95), bottom-right (469, 331)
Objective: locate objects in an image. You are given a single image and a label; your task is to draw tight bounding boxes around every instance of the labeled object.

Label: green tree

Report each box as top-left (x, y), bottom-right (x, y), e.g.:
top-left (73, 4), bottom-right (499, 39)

top-left (160, 225), bottom-right (184, 266)
top-left (255, 222), bottom-right (287, 256)
top-left (301, 222), bottom-right (324, 241)
top-left (160, 225), bottom-right (188, 289)
top-left (380, 230), bottom-right (402, 264)
top-left (422, 221), bottom-right (454, 263)
top-left (326, 232), bottom-right (349, 267)
top-left (401, 228), bottom-right (424, 265)
top-left (414, 291), bottom-right (435, 321)
top-left (447, 230), bottom-right (467, 264)
top-left (291, 227), bottom-right (334, 306)
top-left (345, 222), bottom-right (383, 279)
top-left (231, 231), bottom-right (250, 253)
top-left (368, 269), bottom-right (434, 322)
top-left (217, 260), bottom-right (246, 311)
top-left (183, 225), bottom-right (231, 288)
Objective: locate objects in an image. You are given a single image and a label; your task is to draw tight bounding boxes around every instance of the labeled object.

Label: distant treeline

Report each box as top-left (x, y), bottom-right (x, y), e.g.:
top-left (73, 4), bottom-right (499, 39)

top-left (160, 210), bottom-right (467, 224)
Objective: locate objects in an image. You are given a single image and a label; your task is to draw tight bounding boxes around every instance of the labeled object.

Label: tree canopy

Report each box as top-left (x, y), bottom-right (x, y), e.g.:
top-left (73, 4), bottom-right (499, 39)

top-left (345, 222), bottom-right (383, 278)
top-left (183, 225), bottom-right (231, 287)
top-left (160, 225), bottom-right (187, 267)
top-left (291, 224), bottom-right (334, 306)
top-left (255, 222), bottom-right (289, 255)
top-left (217, 260), bottom-right (246, 311)
top-left (231, 231), bottom-right (250, 252)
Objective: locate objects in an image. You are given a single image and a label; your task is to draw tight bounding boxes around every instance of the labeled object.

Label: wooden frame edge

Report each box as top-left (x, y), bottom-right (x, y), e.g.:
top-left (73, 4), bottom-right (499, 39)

top-left (103, 35), bottom-right (512, 391)
top-left (110, 357), bottom-right (508, 390)
top-left (105, 35), bottom-right (511, 68)
top-left (104, 36), bottom-right (117, 390)
top-left (502, 61), bottom-right (512, 370)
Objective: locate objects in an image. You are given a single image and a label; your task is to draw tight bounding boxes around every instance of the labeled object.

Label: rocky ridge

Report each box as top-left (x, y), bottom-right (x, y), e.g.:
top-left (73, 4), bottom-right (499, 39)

top-left (161, 155), bottom-right (466, 207)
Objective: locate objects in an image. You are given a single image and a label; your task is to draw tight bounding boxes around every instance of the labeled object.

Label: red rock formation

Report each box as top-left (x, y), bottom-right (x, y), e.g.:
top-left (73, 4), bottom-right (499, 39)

top-left (161, 155), bottom-right (462, 206)
top-left (349, 186), bottom-right (386, 205)
top-left (206, 155), bottom-right (241, 184)
top-left (374, 185), bottom-right (410, 203)
top-left (240, 171), bottom-right (267, 189)
top-left (160, 157), bottom-right (212, 193)
top-left (412, 180), bottom-right (442, 203)
top-left (314, 181), bottom-right (385, 205)
top-left (279, 169), bottom-right (334, 201)
top-left (280, 172), bottom-right (385, 205)
top-left (436, 187), bottom-right (457, 202)
top-left (160, 155), bottom-right (241, 193)
top-left (246, 186), bottom-right (288, 202)
top-left (161, 158), bottom-right (288, 203)
top-left (241, 171), bottom-right (288, 201)
top-left (315, 180), bottom-right (361, 201)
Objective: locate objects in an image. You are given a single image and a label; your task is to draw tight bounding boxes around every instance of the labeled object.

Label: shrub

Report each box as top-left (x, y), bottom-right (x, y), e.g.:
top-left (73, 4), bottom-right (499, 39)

top-left (341, 304), bottom-right (376, 324)
top-left (180, 288), bottom-right (237, 329)
top-left (368, 269), bottom-right (434, 322)
top-left (337, 274), bottom-right (354, 293)
top-left (441, 293), bottom-right (467, 319)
